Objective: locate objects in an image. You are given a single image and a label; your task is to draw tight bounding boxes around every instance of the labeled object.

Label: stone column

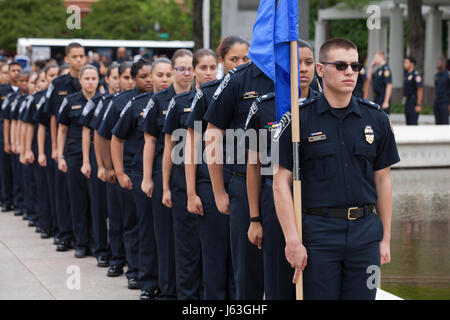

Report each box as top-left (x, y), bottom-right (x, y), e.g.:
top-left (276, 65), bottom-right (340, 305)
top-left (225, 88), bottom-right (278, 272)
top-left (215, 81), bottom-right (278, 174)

top-left (314, 19), bottom-right (326, 60)
top-left (367, 21), bottom-right (387, 65)
top-left (299, 0), bottom-right (310, 42)
top-left (447, 20), bottom-right (450, 59)
top-left (389, 5), bottom-right (404, 88)
top-left (424, 7), bottom-right (443, 86)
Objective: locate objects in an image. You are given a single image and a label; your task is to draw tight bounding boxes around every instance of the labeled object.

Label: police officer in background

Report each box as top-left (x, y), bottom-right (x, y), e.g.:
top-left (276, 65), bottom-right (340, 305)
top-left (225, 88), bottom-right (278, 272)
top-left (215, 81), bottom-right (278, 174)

top-left (366, 50), bottom-right (392, 114)
top-left (433, 57), bottom-right (449, 125)
top-left (403, 56), bottom-right (423, 125)
top-left (273, 38), bottom-right (399, 300)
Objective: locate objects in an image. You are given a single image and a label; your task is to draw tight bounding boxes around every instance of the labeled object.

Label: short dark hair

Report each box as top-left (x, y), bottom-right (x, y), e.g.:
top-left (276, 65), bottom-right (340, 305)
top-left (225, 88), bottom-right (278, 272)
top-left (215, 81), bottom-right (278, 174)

top-left (151, 58), bottom-right (172, 73)
top-left (118, 61), bottom-right (132, 76)
top-left (106, 62), bottom-right (120, 78)
top-left (319, 38), bottom-right (358, 62)
top-left (193, 48), bottom-right (218, 69)
top-left (131, 58), bottom-right (151, 78)
top-left (171, 49), bottom-right (193, 67)
top-left (8, 61), bottom-right (22, 70)
top-left (65, 42), bottom-right (84, 56)
top-left (58, 64), bottom-right (69, 75)
top-left (299, 39), bottom-right (314, 53)
top-left (405, 56), bottom-right (416, 65)
top-left (216, 36), bottom-right (249, 60)
top-left (18, 70), bottom-right (30, 80)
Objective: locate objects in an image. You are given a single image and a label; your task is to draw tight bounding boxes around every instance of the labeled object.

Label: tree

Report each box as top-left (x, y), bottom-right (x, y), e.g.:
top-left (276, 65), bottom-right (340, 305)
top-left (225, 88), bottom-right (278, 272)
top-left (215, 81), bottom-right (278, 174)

top-left (407, 0), bottom-right (424, 72)
top-left (0, 0), bottom-right (68, 53)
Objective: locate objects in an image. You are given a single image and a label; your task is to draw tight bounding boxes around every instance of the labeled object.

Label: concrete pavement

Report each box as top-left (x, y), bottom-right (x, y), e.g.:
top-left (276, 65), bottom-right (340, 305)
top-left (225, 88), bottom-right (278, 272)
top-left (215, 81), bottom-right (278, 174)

top-left (0, 209), bottom-right (140, 300)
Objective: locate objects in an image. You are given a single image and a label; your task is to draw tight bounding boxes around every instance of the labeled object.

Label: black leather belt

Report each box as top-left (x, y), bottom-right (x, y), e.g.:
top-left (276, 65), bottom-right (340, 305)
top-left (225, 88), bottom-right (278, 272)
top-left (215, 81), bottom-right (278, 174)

top-left (303, 204), bottom-right (375, 220)
top-left (67, 137), bottom-right (81, 144)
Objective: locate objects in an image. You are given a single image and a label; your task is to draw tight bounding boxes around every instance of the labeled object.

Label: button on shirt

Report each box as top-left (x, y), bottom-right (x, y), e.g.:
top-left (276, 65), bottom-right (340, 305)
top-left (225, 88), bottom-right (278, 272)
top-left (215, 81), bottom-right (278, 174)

top-left (204, 62), bottom-right (274, 173)
top-left (276, 93), bottom-right (400, 209)
top-left (403, 69), bottom-right (423, 98)
top-left (112, 91), bottom-right (153, 172)
top-left (372, 64), bottom-right (392, 96)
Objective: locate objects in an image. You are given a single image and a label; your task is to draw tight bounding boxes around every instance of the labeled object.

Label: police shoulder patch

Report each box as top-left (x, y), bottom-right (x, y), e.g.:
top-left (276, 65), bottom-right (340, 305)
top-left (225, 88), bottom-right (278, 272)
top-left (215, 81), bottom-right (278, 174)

top-left (58, 97), bottom-right (68, 115)
top-left (94, 100), bottom-right (104, 117)
top-left (82, 99), bottom-right (96, 117)
top-left (1, 96), bottom-right (9, 111)
top-left (190, 89), bottom-right (204, 112)
top-left (384, 69), bottom-right (390, 78)
top-left (102, 101), bottom-right (114, 121)
top-left (299, 96), bottom-right (319, 108)
top-left (272, 111), bottom-right (291, 143)
top-left (37, 96), bottom-right (46, 110)
top-left (142, 98), bottom-right (155, 119)
top-left (244, 101), bottom-right (259, 130)
top-left (45, 83), bottom-right (54, 99)
top-left (213, 73), bottom-right (230, 100)
top-left (165, 97), bottom-right (176, 119)
top-left (119, 100), bottom-right (133, 118)
top-left (415, 75), bottom-right (422, 83)
top-left (358, 98), bottom-right (381, 110)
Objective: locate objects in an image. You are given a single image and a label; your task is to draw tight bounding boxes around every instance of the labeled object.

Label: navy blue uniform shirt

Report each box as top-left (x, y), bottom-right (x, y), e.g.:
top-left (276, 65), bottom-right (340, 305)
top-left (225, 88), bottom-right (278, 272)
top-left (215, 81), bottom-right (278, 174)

top-left (245, 88), bottom-right (318, 176)
top-left (163, 88), bottom-right (196, 165)
top-left (45, 74), bottom-right (81, 116)
top-left (112, 91), bottom-right (153, 172)
top-left (275, 93), bottom-right (400, 209)
top-left (372, 64), bottom-right (392, 96)
top-left (97, 89), bottom-right (138, 140)
top-left (56, 91), bottom-right (92, 140)
top-left (1, 91), bottom-right (19, 120)
top-left (403, 69), bottom-right (423, 98)
top-left (434, 69), bottom-right (450, 101)
top-left (141, 84), bottom-right (177, 159)
top-left (78, 94), bottom-right (104, 130)
top-left (9, 93), bottom-right (28, 120)
top-left (203, 62), bottom-right (274, 173)
top-left (90, 93), bottom-right (116, 130)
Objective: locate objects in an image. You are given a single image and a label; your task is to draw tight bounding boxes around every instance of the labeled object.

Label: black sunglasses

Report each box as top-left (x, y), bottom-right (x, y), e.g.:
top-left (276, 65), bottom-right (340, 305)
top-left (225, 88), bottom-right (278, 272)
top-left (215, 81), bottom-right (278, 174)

top-left (320, 61), bottom-right (363, 72)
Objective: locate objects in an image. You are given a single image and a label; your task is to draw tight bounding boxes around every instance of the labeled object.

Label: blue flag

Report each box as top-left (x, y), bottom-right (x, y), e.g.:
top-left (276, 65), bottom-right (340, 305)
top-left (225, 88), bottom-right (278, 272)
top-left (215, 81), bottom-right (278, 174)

top-left (248, 0), bottom-right (300, 121)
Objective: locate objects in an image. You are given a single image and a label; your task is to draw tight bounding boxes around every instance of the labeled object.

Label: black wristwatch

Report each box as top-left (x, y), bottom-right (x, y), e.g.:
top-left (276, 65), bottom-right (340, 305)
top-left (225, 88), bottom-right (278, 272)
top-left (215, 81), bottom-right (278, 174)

top-left (250, 216), bottom-right (261, 223)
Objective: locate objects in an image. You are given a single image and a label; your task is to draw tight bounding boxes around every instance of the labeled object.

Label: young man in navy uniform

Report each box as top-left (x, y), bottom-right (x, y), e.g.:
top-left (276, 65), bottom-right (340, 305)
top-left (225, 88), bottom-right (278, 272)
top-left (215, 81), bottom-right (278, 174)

top-left (46, 42), bottom-right (84, 251)
top-left (365, 51), bottom-right (392, 114)
top-left (433, 57), bottom-right (449, 125)
top-left (403, 56), bottom-right (423, 125)
top-left (273, 38), bottom-right (400, 300)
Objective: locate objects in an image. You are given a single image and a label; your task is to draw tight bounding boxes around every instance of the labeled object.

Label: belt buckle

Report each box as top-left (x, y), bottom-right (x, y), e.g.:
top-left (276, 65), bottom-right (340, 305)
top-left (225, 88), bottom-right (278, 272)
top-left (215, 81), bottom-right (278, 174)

top-left (347, 207), bottom-right (359, 220)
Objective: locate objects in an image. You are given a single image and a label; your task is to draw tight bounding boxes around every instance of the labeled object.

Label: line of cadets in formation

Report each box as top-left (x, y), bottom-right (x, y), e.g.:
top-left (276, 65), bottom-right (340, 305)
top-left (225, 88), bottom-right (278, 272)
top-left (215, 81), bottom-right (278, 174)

top-left (1, 36), bottom-right (316, 300)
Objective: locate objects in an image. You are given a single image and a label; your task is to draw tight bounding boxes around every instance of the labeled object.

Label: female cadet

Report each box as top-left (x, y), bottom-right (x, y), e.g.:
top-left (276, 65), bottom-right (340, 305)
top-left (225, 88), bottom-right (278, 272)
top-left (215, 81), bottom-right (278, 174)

top-left (35, 64), bottom-right (62, 244)
top-left (97, 60), bottom-right (151, 289)
top-left (245, 40), bottom-right (318, 299)
top-left (111, 58), bottom-right (171, 300)
top-left (184, 42), bottom-right (247, 299)
top-left (204, 36), bottom-right (274, 299)
top-left (92, 62), bottom-right (136, 281)
top-left (141, 49), bottom-right (193, 300)
top-left (78, 62), bottom-right (122, 269)
top-left (56, 64), bottom-right (100, 259)
top-left (23, 69), bottom-right (53, 236)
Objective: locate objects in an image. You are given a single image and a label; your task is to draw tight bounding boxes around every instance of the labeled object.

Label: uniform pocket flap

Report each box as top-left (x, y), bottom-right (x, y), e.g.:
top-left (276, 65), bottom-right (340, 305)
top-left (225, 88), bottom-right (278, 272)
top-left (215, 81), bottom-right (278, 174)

top-left (354, 143), bottom-right (376, 158)
top-left (303, 143), bottom-right (337, 160)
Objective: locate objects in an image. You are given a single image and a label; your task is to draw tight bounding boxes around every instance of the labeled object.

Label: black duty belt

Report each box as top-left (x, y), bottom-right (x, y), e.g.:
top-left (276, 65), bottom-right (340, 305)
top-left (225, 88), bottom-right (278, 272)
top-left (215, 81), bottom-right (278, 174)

top-left (67, 137), bottom-right (81, 144)
top-left (303, 204), bottom-right (375, 220)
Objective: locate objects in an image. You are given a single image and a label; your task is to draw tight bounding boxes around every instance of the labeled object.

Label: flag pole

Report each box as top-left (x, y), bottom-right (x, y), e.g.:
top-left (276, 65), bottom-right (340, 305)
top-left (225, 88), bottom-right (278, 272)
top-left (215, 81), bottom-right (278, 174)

top-left (289, 40), bottom-right (303, 300)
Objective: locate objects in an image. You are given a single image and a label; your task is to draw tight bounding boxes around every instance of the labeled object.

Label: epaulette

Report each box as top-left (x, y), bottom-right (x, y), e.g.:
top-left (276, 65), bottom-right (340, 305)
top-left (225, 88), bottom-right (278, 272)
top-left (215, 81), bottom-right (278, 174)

top-left (358, 98), bottom-right (381, 110)
top-left (228, 61), bottom-right (252, 75)
top-left (65, 91), bottom-right (80, 101)
top-left (133, 91), bottom-right (151, 101)
top-left (299, 96), bottom-right (319, 108)
top-left (200, 79), bottom-right (220, 89)
top-left (256, 92), bottom-right (275, 103)
top-left (174, 91), bottom-right (190, 101)
top-left (154, 87), bottom-right (169, 98)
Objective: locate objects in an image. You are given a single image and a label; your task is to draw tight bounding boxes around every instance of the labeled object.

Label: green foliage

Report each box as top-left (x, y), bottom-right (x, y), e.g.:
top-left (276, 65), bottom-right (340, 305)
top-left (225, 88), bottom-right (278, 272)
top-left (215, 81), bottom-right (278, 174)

top-left (0, 0), bottom-right (69, 52)
top-left (390, 103), bottom-right (434, 115)
top-left (82, 0), bottom-right (192, 41)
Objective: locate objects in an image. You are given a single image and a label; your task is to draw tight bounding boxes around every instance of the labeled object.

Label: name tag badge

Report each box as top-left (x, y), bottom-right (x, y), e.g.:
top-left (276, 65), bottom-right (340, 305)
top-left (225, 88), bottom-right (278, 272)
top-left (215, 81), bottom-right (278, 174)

top-left (58, 91), bottom-right (68, 96)
top-left (71, 105), bottom-right (82, 110)
top-left (183, 108), bottom-right (191, 112)
top-left (162, 110), bottom-right (168, 115)
top-left (243, 91), bottom-right (259, 99)
top-left (139, 110), bottom-right (145, 117)
top-left (308, 131), bottom-right (326, 143)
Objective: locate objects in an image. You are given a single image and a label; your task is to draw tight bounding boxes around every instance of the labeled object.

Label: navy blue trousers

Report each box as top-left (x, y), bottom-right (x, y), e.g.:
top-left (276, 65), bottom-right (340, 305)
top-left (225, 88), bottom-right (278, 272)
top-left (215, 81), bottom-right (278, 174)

top-left (32, 155), bottom-right (52, 231)
top-left (22, 162), bottom-right (37, 222)
top-left (302, 212), bottom-right (383, 300)
top-left (197, 181), bottom-right (235, 300)
top-left (404, 97), bottom-right (419, 125)
top-left (261, 180), bottom-right (295, 300)
top-left (0, 123), bottom-right (13, 206)
top-left (151, 166), bottom-right (177, 300)
top-left (130, 171), bottom-right (159, 291)
top-left (12, 154), bottom-right (24, 212)
top-left (228, 173), bottom-right (264, 300)
top-left (54, 160), bottom-right (73, 242)
top-left (434, 98), bottom-right (449, 125)
top-left (44, 133), bottom-right (58, 234)
top-left (171, 166), bottom-right (202, 300)
top-left (106, 182), bottom-right (126, 267)
top-left (117, 174), bottom-right (139, 279)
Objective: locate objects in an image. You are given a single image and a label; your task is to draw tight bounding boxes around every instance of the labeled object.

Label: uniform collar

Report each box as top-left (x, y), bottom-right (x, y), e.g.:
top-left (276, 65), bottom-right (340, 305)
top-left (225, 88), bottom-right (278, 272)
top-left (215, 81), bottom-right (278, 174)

top-left (316, 93), bottom-right (362, 117)
top-left (252, 63), bottom-right (269, 79)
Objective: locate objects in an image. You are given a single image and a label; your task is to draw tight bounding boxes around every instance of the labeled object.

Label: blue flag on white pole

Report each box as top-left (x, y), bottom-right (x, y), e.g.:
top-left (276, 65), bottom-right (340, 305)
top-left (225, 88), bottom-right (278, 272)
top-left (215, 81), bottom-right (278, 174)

top-left (248, 0), bottom-right (300, 121)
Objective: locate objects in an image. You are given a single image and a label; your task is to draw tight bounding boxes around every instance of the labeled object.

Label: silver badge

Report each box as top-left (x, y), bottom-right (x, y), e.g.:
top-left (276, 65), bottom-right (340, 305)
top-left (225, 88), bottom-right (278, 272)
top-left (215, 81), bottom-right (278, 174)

top-left (365, 125), bottom-right (374, 144)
